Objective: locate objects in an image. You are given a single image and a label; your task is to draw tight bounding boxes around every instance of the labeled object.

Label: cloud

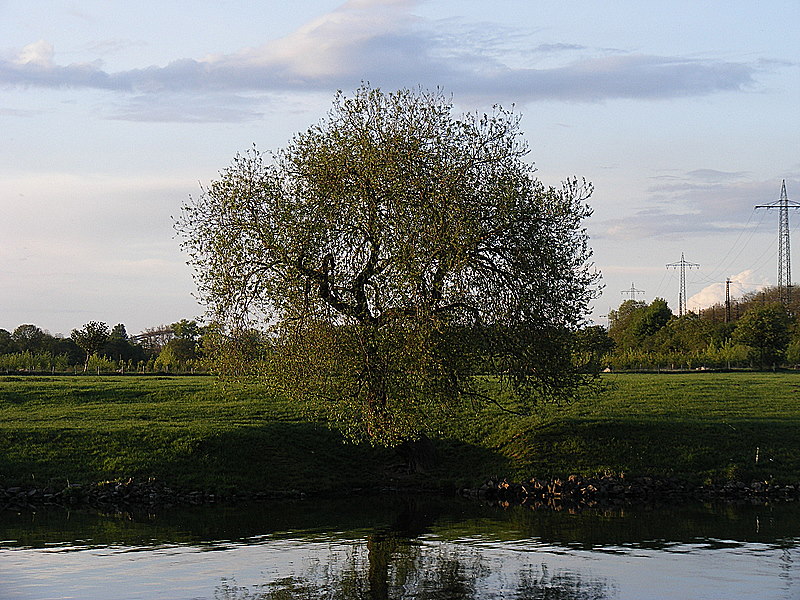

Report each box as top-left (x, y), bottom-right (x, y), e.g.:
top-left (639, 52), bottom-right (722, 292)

top-left (533, 43), bottom-right (586, 53)
top-left (13, 40), bottom-right (55, 67)
top-left (596, 175), bottom-right (798, 240)
top-left (684, 169), bottom-right (750, 182)
top-left (0, 107), bottom-right (41, 117)
top-left (109, 93), bottom-right (266, 123)
top-left (0, 2), bottom-right (762, 120)
top-left (687, 269), bottom-right (768, 309)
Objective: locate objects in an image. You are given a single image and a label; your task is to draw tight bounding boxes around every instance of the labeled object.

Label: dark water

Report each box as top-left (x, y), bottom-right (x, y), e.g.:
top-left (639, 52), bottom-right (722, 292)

top-left (0, 496), bottom-right (798, 599)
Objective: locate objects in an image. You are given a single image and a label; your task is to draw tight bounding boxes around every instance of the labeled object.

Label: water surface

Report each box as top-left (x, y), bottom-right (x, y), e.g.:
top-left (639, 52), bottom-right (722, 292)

top-left (1, 496), bottom-right (797, 599)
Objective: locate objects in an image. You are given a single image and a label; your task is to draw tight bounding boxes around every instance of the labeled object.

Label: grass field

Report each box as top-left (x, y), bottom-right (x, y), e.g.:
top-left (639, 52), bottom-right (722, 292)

top-left (1, 372), bottom-right (799, 493)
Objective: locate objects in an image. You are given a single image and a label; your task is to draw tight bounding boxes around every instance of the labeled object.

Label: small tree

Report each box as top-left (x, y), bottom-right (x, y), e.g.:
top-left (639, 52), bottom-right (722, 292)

top-left (71, 321), bottom-right (110, 373)
top-left (179, 85), bottom-right (599, 446)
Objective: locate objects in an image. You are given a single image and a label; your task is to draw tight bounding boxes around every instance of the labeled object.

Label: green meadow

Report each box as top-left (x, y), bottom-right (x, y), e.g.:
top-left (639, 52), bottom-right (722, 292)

top-left (1, 372), bottom-right (798, 494)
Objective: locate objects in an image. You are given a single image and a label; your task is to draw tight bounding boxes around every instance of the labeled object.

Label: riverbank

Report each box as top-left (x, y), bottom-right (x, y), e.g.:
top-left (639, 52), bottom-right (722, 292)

top-left (1, 373), bottom-right (800, 500)
top-left (3, 472), bottom-right (800, 513)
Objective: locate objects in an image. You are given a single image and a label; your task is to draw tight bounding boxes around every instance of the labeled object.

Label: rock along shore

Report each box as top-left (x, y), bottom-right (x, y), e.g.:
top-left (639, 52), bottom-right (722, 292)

top-left (460, 474), bottom-right (800, 510)
top-left (0, 479), bottom-right (305, 512)
top-left (2, 474), bottom-right (799, 512)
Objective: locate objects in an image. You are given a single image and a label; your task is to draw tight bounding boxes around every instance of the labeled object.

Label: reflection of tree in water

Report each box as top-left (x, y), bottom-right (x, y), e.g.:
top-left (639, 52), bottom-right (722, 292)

top-left (215, 557), bottom-right (610, 599)
top-left (515, 564), bottom-right (611, 600)
top-left (213, 499), bottom-right (612, 600)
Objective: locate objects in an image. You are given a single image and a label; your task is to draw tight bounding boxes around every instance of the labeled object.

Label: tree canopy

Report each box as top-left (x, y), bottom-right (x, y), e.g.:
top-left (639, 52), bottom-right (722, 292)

top-left (732, 303), bottom-right (791, 368)
top-left (71, 321), bottom-right (110, 371)
top-left (179, 85), bottom-right (599, 445)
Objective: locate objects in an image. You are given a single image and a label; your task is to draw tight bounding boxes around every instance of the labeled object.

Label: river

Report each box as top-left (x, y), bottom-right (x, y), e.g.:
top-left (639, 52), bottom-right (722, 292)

top-left (0, 496), bottom-right (798, 599)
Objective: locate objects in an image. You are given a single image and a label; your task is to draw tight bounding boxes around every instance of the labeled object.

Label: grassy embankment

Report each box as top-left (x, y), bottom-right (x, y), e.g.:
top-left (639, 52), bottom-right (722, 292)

top-left (1, 372), bottom-right (799, 494)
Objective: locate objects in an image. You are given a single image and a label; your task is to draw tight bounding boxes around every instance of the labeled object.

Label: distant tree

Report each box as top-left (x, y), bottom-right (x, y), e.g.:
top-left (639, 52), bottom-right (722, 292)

top-left (151, 319), bottom-right (204, 371)
top-left (71, 321), bottom-right (110, 372)
top-left (658, 312), bottom-right (720, 354)
top-left (573, 325), bottom-right (614, 371)
top-left (133, 325), bottom-right (175, 355)
top-left (633, 298), bottom-right (672, 340)
top-left (102, 323), bottom-right (145, 363)
top-left (786, 323), bottom-right (800, 365)
top-left (0, 329), bottom-right (17, 354)
top-left (51, 336), bottom-right (83, 366)
top-left (608, 300), bottom-right (645, 349)
top-left (171, 319), bottom-right (201, 342)
top-left (609, 298), bottom-right (672, 351)
top-left (732, 303), bottom-right (791, 368)
top-left (178, 85), bottom-right (599, 446)
top-left (155, 338), bottom-right (197, 371)
top-left (12, 324), bottom-right (50, 353)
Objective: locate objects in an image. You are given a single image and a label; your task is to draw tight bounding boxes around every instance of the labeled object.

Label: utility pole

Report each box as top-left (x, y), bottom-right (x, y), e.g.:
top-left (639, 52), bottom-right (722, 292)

top-left (755, 180), bottom-right (800, 305)
top-left (621, 283), bottom-right (645, 302)
top-left (666, 252), bottom-right (699, 317)
top-left (725, 278), bottom-right (731, 323)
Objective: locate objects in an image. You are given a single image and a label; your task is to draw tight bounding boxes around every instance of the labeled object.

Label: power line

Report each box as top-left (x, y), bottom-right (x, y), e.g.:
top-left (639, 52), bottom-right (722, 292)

top-left (702, 208), bottom-right (761, 283)
top-left (651, 268), bottom-right (671, 299)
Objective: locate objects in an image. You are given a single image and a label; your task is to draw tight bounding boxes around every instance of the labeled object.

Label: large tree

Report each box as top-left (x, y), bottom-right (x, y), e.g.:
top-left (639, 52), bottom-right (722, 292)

top-left (732, 303), bottom-right (791, 368)
top-left (11, 324), bottom-right (50, 354)
top-left (608, 298), bottom-right (673, 351)
top-left (179, 85), bottom-right (599, 445)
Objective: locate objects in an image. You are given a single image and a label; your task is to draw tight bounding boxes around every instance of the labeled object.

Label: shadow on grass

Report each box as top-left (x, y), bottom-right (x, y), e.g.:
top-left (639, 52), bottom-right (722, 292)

top-left (511, 416), bottom-right (800, 482)
top-left (0, 421), bottom-right (511, 493)
top-left (5, 406), bottom-right (798, 492)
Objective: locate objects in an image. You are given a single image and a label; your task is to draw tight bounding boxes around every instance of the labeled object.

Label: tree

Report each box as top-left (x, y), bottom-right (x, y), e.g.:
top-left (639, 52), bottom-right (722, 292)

top-left (12, 324), bottom-right (50, 353)
top-left (732, 303), bottom-right (791, 368)
top-left (574, 325), bottom-right (615, 372)
top-left (102, 323), bottom-right (145, 364)
top-left (71, 321), bottom-right (110, 372)
top-left (153, 319), bottom-right (203, 371)
top-left (155, 338), bottom-right (197, 370)
top-left (133, 325), bottom-right (175, 355)
top-left (633, 298), bottom-right (672, 340)
top-left (608, 298), bottom-right (672, 351)
top-left (178, 85), bottom-right (599, 446)
top-left (0, 329), bottom-right (17, 354)
top-left (171, 319), bottom-right (201, 343)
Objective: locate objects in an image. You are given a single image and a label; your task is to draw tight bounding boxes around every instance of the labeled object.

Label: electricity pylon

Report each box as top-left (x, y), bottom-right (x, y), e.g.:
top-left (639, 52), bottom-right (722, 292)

top-left (621, 283), bottom-right (645, 302)
top-left (666, 252), bottom-right (699, 317)
top-left (725, 278), bottom-right (732, 323)
top-left (755, 180), bottom-right (800, 305)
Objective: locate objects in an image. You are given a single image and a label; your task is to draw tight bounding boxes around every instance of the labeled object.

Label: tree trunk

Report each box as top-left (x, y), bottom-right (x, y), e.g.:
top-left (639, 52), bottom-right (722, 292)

top-left (396, 434), bottom-right (437, 473)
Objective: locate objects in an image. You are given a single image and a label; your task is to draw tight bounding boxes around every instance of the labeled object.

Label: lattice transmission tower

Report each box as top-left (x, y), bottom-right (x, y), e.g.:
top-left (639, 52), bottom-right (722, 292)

top-left (755, 180), bottom-right (800, 305)
top-left (666, 252), bottom-right (699, 317)
top-left (725, 278), bottom-right (732, 323)
top-left (621, 283), bottom-right (645, 302)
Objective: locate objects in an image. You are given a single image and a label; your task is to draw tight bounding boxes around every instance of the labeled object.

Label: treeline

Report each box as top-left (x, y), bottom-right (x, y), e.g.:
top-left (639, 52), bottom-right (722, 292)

top-left (601, 285), bottom-right (800, 370)
top-left (0, 320), bottom-right (206, 374)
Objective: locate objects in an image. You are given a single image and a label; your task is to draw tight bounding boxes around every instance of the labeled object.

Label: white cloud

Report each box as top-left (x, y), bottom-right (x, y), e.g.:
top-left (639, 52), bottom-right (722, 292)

top-left (687, 269), bottom-right (768, 310)
top-left (13, 40), bottom-right (55, 67)
top-left (0, 2), bottom-right (763, 122)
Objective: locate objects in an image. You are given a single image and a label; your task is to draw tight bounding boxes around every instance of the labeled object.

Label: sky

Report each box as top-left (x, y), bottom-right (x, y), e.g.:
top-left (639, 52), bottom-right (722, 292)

top-left (1, 0), bottom-right (798, 337)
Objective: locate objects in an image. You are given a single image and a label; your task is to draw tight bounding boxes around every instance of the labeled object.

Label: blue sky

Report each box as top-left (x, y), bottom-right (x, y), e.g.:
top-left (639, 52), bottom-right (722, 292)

top-left (1, 0), bottom-right (798, 335)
